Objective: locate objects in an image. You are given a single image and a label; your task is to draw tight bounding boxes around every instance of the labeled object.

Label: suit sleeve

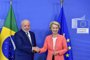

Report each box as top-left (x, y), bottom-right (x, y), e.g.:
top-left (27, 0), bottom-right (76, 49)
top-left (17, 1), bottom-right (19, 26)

top-left (14, 33), bottom-right (33, 54)
top-left (58, 36), bottom-right (68, 55)
top-left (40, 37), bottom-right (48, 53)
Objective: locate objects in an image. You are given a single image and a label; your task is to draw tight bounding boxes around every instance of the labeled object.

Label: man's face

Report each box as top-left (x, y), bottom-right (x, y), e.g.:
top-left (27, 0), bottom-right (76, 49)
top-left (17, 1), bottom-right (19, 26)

top-left (22, 21), bottom-right (30, 32)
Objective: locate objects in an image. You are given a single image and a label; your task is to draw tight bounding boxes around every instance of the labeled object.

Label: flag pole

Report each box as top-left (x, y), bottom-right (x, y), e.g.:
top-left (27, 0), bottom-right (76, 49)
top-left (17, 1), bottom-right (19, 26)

top-left (10, 0), bottom-right (12, 33)
top-left (9, 0), bottom-right (16, 50)
top-left (10, 0), bottom-right (12, 5)
top-left (60, 0), bottom-right (64, 7)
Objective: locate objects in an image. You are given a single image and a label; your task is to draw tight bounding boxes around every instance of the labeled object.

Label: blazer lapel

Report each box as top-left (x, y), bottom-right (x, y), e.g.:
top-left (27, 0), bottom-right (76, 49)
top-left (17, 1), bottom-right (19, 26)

top-left (50, 35), bottom-right (54, 50)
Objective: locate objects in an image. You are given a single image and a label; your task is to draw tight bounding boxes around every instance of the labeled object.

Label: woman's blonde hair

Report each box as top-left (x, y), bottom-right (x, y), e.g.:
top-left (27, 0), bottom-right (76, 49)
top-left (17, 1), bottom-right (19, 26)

top-left (49, 21), bottom-right (60, 29)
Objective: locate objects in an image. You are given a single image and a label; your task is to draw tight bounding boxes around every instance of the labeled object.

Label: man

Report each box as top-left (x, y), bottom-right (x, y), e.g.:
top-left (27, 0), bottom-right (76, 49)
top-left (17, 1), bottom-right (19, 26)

top-left (14, 19), bottom-right (37, 60)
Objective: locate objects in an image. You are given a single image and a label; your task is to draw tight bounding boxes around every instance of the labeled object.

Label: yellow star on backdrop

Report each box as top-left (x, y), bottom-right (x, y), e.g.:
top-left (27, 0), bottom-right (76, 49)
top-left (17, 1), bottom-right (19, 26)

top-left (66, 53), bottom-right (69, 57)
top-left (67, 39), bottom-right (70, 42)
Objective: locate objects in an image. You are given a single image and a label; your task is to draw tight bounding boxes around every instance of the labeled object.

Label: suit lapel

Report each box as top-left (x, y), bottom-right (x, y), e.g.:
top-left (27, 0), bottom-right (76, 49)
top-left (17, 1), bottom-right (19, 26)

top-left (21, 30), bottom-right (32, 46)
top-left (21, 30), bottom-right (29, 40)
top-left (29, 31), bottom-right (34, 46)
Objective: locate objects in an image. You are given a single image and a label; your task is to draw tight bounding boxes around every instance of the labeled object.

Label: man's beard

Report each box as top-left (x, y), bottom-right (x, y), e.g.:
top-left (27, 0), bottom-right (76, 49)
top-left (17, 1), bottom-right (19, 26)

top-left (22, 28), bottom-right (30, 33)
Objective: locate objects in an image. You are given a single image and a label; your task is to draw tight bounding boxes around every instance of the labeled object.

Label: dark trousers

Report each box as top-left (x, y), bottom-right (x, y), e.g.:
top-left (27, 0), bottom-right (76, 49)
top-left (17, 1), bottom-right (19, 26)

top-left (52, 55), bottom-right (54, 60)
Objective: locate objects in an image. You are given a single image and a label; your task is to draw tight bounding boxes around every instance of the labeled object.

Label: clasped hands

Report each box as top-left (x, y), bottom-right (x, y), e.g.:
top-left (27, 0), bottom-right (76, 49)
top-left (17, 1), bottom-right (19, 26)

top-left (32, 47), bottom-right (59, 55)
top-left (32, 47), bottom-right (40, 52)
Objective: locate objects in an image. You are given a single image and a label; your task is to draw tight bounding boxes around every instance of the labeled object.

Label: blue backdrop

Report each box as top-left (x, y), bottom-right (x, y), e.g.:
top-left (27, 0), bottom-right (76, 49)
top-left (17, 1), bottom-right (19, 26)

top-left (0, 0), bottom-right (90, 60)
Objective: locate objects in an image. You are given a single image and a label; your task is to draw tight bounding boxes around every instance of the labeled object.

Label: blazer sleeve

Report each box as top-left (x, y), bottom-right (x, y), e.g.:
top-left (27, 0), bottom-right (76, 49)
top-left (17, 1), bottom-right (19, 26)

top-left (40, 36), bottom-right (48, 53)
top-left (58, 36), bottom-right (68, 55)
top-left (14, 33), bottom-right (33, 54)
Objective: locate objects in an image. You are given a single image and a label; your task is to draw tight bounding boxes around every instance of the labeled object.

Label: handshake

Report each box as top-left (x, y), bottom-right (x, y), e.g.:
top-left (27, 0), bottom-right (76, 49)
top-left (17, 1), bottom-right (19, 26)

top-left (32, 47), bottom-right (40, 53)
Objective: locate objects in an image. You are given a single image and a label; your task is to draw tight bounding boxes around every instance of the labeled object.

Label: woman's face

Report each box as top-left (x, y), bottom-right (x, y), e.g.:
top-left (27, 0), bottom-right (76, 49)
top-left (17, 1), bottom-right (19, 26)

top-left (51, 24), bottom-right (59, 35)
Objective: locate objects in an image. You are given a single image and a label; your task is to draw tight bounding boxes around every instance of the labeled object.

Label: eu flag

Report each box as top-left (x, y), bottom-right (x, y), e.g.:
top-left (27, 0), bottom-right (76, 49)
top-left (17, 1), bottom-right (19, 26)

top-left (56, 6), bottom-right (73, 60)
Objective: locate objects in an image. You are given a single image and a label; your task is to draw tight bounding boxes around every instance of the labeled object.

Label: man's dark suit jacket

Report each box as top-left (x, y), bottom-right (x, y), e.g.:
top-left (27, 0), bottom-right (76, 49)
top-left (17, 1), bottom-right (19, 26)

top-left (14, 29), bottom-right (36, 60)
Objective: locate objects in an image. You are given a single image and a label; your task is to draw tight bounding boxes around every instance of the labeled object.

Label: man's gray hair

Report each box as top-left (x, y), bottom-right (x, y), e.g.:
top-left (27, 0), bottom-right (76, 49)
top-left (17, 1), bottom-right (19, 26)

top-left (21, 19), bottom-right (30, 26)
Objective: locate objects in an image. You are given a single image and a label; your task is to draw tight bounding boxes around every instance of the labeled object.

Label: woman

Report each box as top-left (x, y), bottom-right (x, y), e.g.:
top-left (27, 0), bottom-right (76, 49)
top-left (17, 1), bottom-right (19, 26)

top-left (39, 21), bottom-right (68, 60)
